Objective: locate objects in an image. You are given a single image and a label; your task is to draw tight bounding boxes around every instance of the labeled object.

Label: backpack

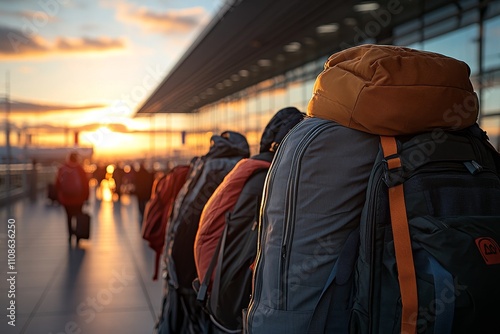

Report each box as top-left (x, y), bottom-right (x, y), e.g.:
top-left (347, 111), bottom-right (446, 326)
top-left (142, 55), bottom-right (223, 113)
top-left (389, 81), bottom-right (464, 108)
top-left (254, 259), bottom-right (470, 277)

top-left (246, 117), bottom-right (380, 334)
top-left (194, 157), bottom-right (271, 331)
top-left (141, 165), bottom-right (190, 280)
top-left (246, 45), bottom-right (500, 334)
top-left (347, 126), bottom-right (500, 334)
top-left (58, 165), bottom-right (83, 197)
top-left (156, 131), bottom-right (250, 334)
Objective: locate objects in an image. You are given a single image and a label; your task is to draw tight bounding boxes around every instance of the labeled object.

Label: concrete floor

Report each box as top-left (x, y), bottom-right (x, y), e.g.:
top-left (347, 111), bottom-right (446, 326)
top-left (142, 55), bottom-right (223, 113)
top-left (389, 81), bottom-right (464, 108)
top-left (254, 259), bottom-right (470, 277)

top-left (0, 186), bottom-right (163, 334)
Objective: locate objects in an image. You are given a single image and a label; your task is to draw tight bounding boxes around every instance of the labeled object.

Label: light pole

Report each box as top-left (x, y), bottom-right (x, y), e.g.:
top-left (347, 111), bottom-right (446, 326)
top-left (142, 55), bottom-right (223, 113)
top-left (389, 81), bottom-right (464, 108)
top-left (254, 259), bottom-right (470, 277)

top-left (5, 71), bottom-right (11, 202)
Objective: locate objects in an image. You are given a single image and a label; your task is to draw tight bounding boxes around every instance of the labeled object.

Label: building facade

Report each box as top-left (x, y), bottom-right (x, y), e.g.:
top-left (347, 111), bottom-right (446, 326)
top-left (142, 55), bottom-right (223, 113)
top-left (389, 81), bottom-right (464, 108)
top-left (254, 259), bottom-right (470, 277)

top-left (137, 0), bottom-right (500, 163)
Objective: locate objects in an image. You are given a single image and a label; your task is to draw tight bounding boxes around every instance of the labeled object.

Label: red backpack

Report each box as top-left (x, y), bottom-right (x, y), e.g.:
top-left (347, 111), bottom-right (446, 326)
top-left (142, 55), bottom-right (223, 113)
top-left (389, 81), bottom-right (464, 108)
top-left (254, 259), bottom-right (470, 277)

top-left (194, 158), bottom-right (271, 293)
top-left (141, 165), bottom-right (190, 280)
top-left (58, 165), bottom-right (83, 197)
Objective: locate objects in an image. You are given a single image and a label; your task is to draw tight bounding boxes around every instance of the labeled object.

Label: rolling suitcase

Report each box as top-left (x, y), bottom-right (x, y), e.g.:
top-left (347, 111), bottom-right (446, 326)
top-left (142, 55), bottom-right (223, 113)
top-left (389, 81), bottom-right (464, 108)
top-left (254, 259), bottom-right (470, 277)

top-left (75, 212), bottom-right (91, 240)
top-left (47, 183), bottom-right (58, 203)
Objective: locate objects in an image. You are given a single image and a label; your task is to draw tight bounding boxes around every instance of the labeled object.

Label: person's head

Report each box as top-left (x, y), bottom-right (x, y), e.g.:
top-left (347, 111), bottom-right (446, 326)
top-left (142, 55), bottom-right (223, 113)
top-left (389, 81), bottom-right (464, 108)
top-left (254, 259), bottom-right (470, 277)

top-left (68, 151), bottom-right (79, 163)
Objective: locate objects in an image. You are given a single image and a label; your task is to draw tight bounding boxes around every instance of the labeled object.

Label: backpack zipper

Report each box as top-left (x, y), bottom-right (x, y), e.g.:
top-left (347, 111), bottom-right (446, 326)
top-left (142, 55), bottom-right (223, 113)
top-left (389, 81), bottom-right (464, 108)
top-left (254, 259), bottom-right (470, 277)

top-left (280, 121), bottom-right (331, 309)
top-left (247, 120), bottom-right (308, 326)
top-left (247, 120), bottom-right (330, 324)
top-left (363, 160), bottom-right (384, 330)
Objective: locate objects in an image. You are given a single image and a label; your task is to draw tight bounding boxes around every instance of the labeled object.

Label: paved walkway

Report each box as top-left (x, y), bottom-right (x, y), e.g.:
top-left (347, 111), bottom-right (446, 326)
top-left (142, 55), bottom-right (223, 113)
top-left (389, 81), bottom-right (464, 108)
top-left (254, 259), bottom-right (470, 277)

top-left (0, 186), bottom-right (163, 334)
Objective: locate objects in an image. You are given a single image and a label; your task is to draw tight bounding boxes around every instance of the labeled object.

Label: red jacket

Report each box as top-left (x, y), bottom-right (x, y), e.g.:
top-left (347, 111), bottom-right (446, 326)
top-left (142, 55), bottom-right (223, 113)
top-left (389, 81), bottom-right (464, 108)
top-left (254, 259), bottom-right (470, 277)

top-left (55, 161), bottom-right (89, 206)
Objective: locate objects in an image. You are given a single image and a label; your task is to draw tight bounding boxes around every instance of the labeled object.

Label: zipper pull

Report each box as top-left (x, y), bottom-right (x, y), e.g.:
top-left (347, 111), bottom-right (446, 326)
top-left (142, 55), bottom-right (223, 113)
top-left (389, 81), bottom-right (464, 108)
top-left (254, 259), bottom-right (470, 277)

top-left (464, 160), bottom-right (483, 175)
top-left (251, 220), bottom-right (258, 231)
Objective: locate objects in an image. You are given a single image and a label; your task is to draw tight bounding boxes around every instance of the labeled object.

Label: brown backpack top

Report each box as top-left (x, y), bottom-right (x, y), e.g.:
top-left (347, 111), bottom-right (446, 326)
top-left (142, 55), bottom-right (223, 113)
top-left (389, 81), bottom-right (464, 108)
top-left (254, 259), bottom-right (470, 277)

top-left (307, 44), bottom-right (478, 135)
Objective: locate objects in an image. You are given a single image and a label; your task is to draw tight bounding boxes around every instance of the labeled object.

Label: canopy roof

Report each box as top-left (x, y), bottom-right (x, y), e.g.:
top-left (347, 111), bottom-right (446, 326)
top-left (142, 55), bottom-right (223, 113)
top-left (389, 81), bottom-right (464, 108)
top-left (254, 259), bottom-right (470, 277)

top-left (135, 0), bottom-right (460, 115)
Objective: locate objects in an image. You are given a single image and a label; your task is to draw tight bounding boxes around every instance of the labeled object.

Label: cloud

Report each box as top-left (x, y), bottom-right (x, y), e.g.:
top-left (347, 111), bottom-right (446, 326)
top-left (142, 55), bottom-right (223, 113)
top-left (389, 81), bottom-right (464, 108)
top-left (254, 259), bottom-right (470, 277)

top-left (0, 98), bottom-right (105, 113)
top-left (116, 3), bottom-right (209, 35)
top-left (55, 36), bottom-right (124, 51)
top-left (0, 25), bottom-right (126, 59)
top-left (0, 9), bottom-right (60, 22)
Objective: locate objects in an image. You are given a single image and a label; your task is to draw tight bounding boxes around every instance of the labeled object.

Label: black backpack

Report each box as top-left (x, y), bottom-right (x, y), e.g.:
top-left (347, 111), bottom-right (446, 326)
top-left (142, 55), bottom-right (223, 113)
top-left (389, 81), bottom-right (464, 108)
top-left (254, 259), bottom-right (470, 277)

top-left (196, 157), bottom-right (271, 332)
top-left (346, 126), bottom-right (500, 334)
top-left (156, 131), bottom-right (250, 334)
top-left (246, 119), bottom-right (500, 334)
top-left (311, 126), bottom-right (500, 334)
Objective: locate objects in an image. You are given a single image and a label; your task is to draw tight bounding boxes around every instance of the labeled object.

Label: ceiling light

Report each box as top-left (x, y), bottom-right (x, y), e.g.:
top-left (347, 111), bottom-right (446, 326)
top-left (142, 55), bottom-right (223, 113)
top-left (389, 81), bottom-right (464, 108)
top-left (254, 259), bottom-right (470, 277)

top-left (216, 83), bottom-right (224, 90)
top-left (206, 88), bottom-right (215, 95)
top-left (303, 37), bottom-right (316, 46)
top-left (284, 42), bottom-right (301, 52)
top-left (239, 69), bottom-right (249, 77)
top-left (343, 17), bottom-right (357, 26)
top-left (231, 74), bottom-right (240, 81)
top-left (223, 79), bottom-right (232, 87)
top-left (353, 2), bottom-right (380, 12)
top-left (257, 59), bottom-right (272, 67)
top-left (316, 23), bottom-right (339, 34)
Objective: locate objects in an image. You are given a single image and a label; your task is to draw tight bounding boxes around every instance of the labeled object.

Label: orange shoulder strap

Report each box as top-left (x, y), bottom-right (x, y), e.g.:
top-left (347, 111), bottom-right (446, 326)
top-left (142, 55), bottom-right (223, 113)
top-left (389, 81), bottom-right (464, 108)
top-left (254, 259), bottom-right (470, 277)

top-left (380, 136), bottom-right (418, 334)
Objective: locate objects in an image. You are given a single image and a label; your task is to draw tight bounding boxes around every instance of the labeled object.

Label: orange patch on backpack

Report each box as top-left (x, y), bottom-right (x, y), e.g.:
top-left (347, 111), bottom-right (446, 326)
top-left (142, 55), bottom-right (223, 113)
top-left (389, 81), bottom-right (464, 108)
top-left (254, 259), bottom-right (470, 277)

top-left (475, 237), bottom-right (500, 265)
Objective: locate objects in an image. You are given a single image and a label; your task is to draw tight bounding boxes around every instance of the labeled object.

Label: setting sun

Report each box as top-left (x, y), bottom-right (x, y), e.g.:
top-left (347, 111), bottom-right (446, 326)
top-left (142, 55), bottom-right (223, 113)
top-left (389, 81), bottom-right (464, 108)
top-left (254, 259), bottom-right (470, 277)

top-left (80, 126), bottom-right (142, 158)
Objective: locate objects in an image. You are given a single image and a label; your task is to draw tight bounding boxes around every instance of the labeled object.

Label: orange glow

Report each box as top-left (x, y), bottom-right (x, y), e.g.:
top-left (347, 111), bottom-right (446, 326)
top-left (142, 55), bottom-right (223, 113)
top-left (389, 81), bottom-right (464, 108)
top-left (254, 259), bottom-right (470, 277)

top-left (98, 179), bottom-right (114, 202)
top-left (106, 164), bottom-right (115, 174)
top-left (80, 127), bottom-right (152, 159)
top-left (83, 126), bottom-right (126, 149)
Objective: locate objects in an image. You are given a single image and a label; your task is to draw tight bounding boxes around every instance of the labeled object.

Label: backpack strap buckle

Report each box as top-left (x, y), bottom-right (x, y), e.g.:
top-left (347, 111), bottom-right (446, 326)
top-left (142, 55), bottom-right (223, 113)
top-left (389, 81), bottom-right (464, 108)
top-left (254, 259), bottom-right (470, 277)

top-left (381, 136), bottom-right (405, 188)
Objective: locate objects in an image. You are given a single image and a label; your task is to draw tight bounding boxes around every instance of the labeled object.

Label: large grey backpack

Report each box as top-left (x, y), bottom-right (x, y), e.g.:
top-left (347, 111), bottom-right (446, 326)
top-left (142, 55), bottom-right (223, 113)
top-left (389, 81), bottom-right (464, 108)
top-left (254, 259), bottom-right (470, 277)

top-left (245, 117), bottom-right (380, 333)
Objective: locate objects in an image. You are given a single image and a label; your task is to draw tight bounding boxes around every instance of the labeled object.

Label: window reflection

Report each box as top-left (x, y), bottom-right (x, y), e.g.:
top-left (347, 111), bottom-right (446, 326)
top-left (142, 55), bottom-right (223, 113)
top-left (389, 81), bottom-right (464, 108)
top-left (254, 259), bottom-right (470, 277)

top-left (167, 4), bottom-right (500, 160)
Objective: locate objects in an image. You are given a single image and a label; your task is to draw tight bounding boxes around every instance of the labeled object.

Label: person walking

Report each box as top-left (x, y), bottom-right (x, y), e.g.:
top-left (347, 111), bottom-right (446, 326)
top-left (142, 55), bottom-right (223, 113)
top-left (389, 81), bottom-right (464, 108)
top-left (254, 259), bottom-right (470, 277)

top-left (112, 161), bottom-right (125, 200)
top-left (134, 161), bottom-right (154, 223)
top-left (55, 152), bottom-right (89, 245)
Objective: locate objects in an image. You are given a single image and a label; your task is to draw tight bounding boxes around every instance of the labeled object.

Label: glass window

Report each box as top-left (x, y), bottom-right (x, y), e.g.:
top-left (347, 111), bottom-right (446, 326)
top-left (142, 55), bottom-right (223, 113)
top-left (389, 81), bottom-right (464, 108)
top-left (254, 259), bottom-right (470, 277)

top-left (482, 85), bottom-right (500, 116)
top-left (304, 78), bottom-right (315, 110)
top-left (424, 5), bottom-right (458, 26)
top-left (271, 82), bottom-right (287, 113)
top-left (288, 80), bottom-right (304, 108)
top-left (481, 117), bottom-right (500, 151)
top-left (422, 24), bottom-right (479, 74)
top-left (484, 16), bottom-right (500, 70)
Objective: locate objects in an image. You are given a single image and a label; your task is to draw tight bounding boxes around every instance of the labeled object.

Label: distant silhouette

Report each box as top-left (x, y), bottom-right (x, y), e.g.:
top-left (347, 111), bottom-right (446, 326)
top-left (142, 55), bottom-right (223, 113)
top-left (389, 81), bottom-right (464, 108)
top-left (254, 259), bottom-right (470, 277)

top-left (92, 162), bottom-right (106, 186)
top-left (92, 162), bottom-right (106, 200)
top-left (55, 152), bottom-right (89, 245)
top-left (133, 161), bottom-right (154, 223)
top-left (112, 162), bottom-right (125, 199)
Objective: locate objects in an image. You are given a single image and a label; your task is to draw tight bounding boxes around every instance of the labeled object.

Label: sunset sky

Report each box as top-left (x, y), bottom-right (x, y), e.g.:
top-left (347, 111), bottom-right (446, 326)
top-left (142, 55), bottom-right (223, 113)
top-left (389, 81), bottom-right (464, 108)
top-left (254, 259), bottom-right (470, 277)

top-left (0, 0), bottom-right (221, 158)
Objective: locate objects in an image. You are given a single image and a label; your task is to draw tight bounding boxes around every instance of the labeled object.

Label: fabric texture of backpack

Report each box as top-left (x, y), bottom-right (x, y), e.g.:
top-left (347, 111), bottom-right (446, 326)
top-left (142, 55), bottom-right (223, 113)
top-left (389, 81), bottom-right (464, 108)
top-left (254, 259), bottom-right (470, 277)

top-left (246, 44), bottom-right (500, 334)
top-left (194, 158), bottom-right (271, 290)
top-left (347, 126), bottom-right (500, 334)
top-left (246, 117), bottom-right (380, 334)
top-left (194, 157), bottom-right (270, 331)
top-left (141, 164), bottom-right (190, 280)
top-left (156, 131), bottom-right (250, 334)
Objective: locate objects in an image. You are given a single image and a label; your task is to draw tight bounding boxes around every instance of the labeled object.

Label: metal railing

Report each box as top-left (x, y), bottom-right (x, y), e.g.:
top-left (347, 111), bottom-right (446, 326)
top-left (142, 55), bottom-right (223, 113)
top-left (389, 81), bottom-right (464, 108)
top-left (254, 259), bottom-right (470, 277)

top-left (0, 163), bottom-right (58, 206)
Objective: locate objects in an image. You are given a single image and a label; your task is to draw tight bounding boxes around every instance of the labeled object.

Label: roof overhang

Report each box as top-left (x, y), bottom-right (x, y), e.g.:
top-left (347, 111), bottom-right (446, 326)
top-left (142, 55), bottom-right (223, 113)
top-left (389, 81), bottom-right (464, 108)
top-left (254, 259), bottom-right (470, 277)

top-left (135, 0), bottom-right (458, 115)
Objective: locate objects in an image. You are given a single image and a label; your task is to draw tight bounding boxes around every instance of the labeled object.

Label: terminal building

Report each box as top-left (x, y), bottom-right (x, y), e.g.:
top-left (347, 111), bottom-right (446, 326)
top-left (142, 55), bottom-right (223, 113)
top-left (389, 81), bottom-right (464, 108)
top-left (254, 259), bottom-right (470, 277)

top-left (135, 0), bottom-right (500, 162)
